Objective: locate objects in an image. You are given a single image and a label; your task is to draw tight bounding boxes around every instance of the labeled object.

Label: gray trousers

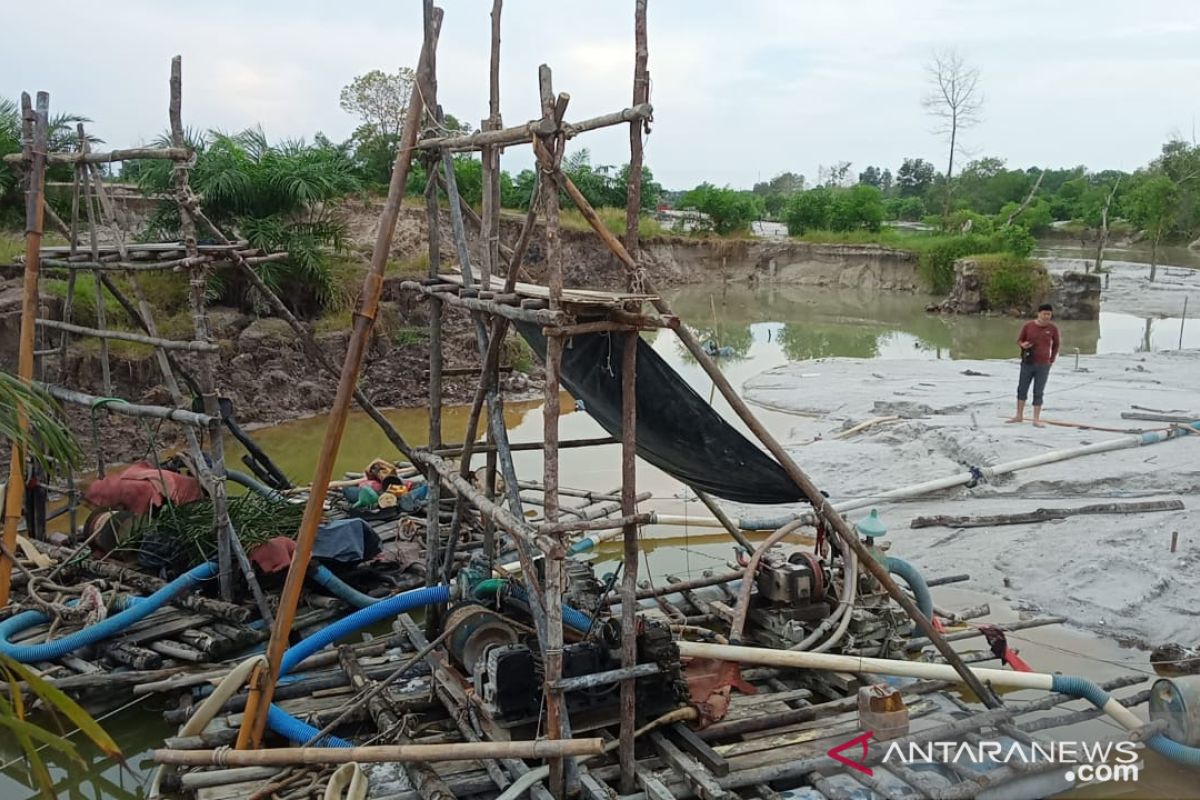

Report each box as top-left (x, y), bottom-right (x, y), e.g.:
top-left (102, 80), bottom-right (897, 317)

top-left (1017, 362), bottom-right (1051, 406)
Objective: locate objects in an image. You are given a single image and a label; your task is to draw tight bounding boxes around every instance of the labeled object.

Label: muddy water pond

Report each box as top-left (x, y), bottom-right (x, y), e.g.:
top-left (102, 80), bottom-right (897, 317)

top-left (4, 282), bottom-right (1197, 798)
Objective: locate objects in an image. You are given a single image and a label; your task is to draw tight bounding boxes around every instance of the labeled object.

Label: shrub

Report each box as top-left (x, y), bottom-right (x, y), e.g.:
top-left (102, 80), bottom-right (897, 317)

top-left (974, 254), bottom-right (1050, 310)
top-left (679, 183), bottom-right (759, 236)
top-left (885, 196), bottom-right (926, 221)
top-left (991, 224), bottom-right (1036, 258)
top-left (947, 209), bottom-right (994, 236)
top-left (785, 185), bottom-right (883, 234)
top-left (917, 234), bottom-right (992, 294)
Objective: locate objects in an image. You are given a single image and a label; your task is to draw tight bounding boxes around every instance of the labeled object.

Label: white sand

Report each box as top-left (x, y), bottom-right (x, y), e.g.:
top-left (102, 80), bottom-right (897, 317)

top-left (739, 350), bottom-right (1200, 647)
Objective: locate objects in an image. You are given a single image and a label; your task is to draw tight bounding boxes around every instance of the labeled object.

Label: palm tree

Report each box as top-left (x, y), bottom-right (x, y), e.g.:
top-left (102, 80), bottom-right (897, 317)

top-left (2, 376), bottom-right (115, 797)
top-left (0, 372), bottom-right (80, 473)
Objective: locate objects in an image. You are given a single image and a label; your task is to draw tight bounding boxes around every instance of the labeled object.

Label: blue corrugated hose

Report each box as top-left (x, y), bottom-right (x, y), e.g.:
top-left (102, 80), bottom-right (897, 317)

top-left (0, 562), bottom-right (219, 662)
top-left (1050, 675), bottom-right (1200, 767)
top-left (267, 583), bottom-right (451, 747)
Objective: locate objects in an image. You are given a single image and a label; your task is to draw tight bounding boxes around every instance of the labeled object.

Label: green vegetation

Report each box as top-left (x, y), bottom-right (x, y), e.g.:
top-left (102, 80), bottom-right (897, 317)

top-left (973, 253), bottom-right (1050, 310)
top-left (502, 333), bottom-right (536, 374)
top-left (559, 206), bottom-right (665, 239)
top-left (132, 493), bottom-right (305, 567)
top-left (127, 127), bottom-right (361, 316)
top-left (0, 371), bottom-right (80, 473)
top-left (678, 183), bottom-right (761, 235)
top-left (392, 326), bottom-right (429, 346)
top-left (784, 185), bottom-right (883, 235)
top-left (0, 655), bottom-right (122, 799)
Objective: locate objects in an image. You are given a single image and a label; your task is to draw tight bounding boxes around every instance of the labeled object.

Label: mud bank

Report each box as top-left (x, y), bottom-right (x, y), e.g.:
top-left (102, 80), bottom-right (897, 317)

top-left (335, 199), bottom-right (923, 291)
top-left (1045, 256), bottom-right (1200, 319)
top-left (740, 350), bottom-right (1200, 647)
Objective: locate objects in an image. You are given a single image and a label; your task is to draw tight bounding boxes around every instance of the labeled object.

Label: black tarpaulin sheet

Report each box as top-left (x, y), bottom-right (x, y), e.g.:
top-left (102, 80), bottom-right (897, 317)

top-left (515, 324), bottom-right (807, 505)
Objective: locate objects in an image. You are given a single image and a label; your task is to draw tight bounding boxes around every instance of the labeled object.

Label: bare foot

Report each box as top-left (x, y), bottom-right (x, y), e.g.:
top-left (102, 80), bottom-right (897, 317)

top-left (1005, 417), bottom-right (1023, 424)
top-left (1032, 420), bottom-right (1045, 428)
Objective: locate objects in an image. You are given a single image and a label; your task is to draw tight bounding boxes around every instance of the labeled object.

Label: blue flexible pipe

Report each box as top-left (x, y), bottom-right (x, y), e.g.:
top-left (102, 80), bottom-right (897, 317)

top-left (0, 562), bottom-right (218, 663)
top-left (884, 556), bottom-right (934, 621)
top-left (473, 580), bottom-right (592, 633)
top-left (1050, 675), bottom-right (1200, 767)
top-left (266, 584), bottom-right (452, 747)
top-left (311, 565), bottom-right (380, 609)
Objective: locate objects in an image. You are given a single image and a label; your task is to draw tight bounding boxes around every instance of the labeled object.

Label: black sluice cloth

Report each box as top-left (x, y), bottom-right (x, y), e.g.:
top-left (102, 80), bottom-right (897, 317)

top-left (516, 324), bottom-right (806, 505)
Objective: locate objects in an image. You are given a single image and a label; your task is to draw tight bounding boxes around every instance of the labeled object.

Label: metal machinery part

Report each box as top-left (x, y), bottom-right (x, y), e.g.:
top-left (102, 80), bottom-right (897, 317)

top-left (445, 603), bottom-right (520, 673)
top-left (445, 599), bottom-right (687, 727)
top-left (564, 559), bottom-right (605, 616)
top-left (1150, 675), bottom-right (1200, 747)
top-left (746, 546), bottom-right (908, 658)
top-left (747, 549), bottom-right (833, 649)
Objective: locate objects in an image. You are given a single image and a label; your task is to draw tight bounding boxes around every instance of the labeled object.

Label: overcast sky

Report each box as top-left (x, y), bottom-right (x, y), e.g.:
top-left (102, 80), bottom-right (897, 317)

top-left (4, 1), bottom-right (1197, 190)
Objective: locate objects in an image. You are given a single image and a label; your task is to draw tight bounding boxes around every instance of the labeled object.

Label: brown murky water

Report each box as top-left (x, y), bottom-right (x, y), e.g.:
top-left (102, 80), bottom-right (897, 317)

top-left (5, 282), bottom-right (1197, 797)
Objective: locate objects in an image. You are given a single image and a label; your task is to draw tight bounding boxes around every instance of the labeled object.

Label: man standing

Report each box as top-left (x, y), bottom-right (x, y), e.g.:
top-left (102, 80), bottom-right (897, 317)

top-left (1007, 303), bottom-right (1060, 428)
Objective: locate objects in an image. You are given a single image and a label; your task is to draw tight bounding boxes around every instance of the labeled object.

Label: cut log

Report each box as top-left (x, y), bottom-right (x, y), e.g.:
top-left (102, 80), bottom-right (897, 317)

top-left (910, 500), bottom-right (1185, 529)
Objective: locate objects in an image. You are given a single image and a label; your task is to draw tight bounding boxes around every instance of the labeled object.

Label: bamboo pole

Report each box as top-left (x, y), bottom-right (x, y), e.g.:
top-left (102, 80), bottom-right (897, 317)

top-left (33, 318), bottom-right (219, 351)
top-left (625, 0), bottom-right (649, 256)
top-left (75, 146), bottom-right (252, 634)
top-left (536, 63), bottom-right (573, 800)
top-left (39, 385), bottom-right (216, 426)
top-left (40, 255), bottom-right (212, 271)
top-left (423, 173), bottom-right (444, 597)
top-left (421, 0), bottom-right (445, 614)
top-left (187, 207), bottom-right (415, 459)
top-left (412, 104), bottom-right (652, 152)
top-left (4, 147), bottom-right (190, 165)
top-left (155, 739), bottom-right (605, 766)
top-left (237, 13), bottom-right (442, 749)
top-left (337, 647), bottom-right (452, 800)
top-left (481, 0), bottom-right (504, 571)
top-left (432, 435), bottom-right (616, 457)
top-left (169, 56), bottom-right (237, 602)
top-left (56, 151), bottom-right (83, 380)
top-left (619, 330), bottom-right (639, 793)
top-left (401, 281), bottom-right (568, 325)
top-left (1, 92), bottom-right (48, 609)
top-left (538, 143), bottom-right (1002, 710)
top-left (77, 135), bottom-right (112, 404)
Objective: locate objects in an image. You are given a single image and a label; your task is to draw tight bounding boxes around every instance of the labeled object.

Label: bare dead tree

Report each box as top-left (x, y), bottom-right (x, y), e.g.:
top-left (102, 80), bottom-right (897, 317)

top-left (923, 49), bottom-right (983, 227)
top-left (1092, 176), bottom-right (1121, 274)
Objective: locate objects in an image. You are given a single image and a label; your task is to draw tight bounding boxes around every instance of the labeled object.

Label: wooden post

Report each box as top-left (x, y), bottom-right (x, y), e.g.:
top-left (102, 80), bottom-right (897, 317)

top-left (542, 153), bottom-right (1003, 710)
top-left (625, 0), bottom-right (649, 256)
top-left (0, 91), bottom-right (48, 609)
top-left (424, 165), bottom-right (444, 598)
top-left (536, 64), bottom-right (575, 800)
top-left (56, 151), bottom-right (83, 381)
top-left (421, 0), bottom-right (445, 605)
top-left (169, 56), bottom-right (235, 603)
top-left (77, 130), bottom-right (113, 410)
top-left (481, 0), bottom-right (504, 570)
top-left (236, 10), bottom-right (442, 750)
top-left (618, 330), bottom-right (639, 793)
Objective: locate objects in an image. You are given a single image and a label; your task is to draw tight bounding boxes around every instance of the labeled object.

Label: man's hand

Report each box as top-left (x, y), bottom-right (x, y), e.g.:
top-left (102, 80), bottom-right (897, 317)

top-left (1020, 341), bottom-right (1033, 349)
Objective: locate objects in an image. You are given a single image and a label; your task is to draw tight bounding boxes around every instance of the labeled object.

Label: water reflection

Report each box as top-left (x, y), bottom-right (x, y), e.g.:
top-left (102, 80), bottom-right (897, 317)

top-left (664, 284), bottom-right (1153, 361)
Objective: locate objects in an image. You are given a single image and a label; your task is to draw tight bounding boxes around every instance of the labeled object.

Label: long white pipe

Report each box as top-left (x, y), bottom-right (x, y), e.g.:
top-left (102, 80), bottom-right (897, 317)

top-left (657, 424), bottom-right (1199, 530)
top-left (674, 640), bottom-right (1143, 731)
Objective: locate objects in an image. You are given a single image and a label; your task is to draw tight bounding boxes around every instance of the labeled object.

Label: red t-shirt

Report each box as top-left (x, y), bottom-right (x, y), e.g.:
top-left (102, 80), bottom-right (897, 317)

top-left (1019, 321), bottom-right (1059, 365)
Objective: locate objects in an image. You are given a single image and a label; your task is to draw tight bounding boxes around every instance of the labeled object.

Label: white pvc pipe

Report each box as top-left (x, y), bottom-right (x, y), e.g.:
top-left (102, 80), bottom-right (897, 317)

top-left (674, 640), bottom-right (1145, 732)
top-left (658, 425), bottom-right (1198, 530)
top-left (149, 655), bottom-right (268, 799)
